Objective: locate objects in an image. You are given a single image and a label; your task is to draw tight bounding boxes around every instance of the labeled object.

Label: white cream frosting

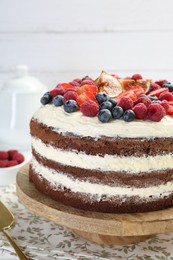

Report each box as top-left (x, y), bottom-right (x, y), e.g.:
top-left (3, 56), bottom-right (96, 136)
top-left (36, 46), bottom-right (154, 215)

top-left (31, 158), bottom-right (173, 199)
top-left (33, 104), bottom-right (173, 138)
top-left (32, 137), bottom-right (173, 173)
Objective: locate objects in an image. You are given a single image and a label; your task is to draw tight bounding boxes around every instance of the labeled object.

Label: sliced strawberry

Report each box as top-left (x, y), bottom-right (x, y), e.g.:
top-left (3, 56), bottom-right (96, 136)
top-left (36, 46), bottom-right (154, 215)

top-left (125, 86), bottom-right (145, 97)
top-left (116, 90), bottom-right (137, 102)
top-left (148, 88), bottom-right (168, 97)
top-left (58, 83), bottom-right (75, 90)
top-left (167, 105), bottom-right (173, 115)
top-left (77, 84), bottom-right (98, 96)
top-left (77, 92), bottom-right (97, 106)
top-left (168, 101), bottom-right (173, 106)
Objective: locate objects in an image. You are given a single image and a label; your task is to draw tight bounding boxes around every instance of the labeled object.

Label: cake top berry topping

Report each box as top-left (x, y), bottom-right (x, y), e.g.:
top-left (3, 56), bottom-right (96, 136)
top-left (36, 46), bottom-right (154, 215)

top-left (40, 71), bottom-right (173, 123)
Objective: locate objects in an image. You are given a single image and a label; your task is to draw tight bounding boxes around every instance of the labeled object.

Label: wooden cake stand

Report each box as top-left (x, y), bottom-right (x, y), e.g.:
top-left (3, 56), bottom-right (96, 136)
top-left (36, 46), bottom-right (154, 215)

top-left (16, 164), bottom-right (173, 245)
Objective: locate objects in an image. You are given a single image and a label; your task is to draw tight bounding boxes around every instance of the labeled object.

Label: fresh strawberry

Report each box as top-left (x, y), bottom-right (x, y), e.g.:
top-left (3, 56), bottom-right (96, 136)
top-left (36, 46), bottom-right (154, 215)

top-left (80, 101), bottom-right (99, 117)
top-left (8, 150), bottom-right (18, 159)
top-left (13, 153), bottom-right (25, 163)
top-left (77, 92), bottom-right (96, 106)
top-left (58, 83), bottom-right (75, 90)
top-left (125, 86), bottom-right (145, 97)
top-left (116, 91), bottom-right (137, 102)
top-left (77, 84), bottom-right (98, 96)
top-left (116, 86), bottom-right (144, 102)
top-left (0, 160), bottom-right (8, 168)
top-left (7, 160), bottom-right (18, 167)
top-left (167, 105), bottom-right (173, 115)
top-left (0, 151), bottom-right (8, 160)
top-left (147, 88), bottom-right (168, 97)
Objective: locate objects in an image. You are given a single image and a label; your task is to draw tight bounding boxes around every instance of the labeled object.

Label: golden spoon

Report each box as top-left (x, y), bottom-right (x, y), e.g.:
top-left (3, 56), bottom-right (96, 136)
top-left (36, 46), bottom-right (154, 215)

top-left (0, 201), bottom-right (29, 259)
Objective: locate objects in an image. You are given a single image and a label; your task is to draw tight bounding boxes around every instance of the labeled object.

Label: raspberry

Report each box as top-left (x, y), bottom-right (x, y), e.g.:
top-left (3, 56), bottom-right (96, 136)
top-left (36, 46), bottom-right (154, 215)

top-left (131, 74), bottom-right (143, 80)
top-left (160, 100), bottom-right (169, 112)
top-left (13, 153), bottom-right (25, 163)
top-left (7, 160), bottom-right (18, 167)
top-left (63, 91), bottom-right (78, 102)
top-left (54, 85), bottom-right (65, 96)
top-left (8, 150), bottom-right (18, 159)
top-left (155, 79), bottom-right (168, 87)
top-left (69, 80), bottom-right (80, 87)
top-left (150, 82), bottom-right (161, 91)
top-left (73, 78), bottom-right (82, 84)
top-left (80, 101), bottom-right (99, 117)
top-left (80, 79), bottom-right (94, 86)
top-left (132, 103), bottom-right (147, 119)
top-left (0, 151), bottom-right (8, 160)
top-left (0, 160), bottom-right (8, 168)
top-left (134, 96), bottom-right (152, 107)
top-left (159, 92), bottom-right (173, 101)
top-left (117, 97), bottom-right (134, 110)
top-left (65, 88), bottom-right (77, 93)
top-left (147, 103), bottom-right (165, 122)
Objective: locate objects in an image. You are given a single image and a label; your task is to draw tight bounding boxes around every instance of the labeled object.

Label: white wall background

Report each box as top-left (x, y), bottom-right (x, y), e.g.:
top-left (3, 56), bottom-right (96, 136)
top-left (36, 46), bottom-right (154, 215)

top-left (1, 0), bottom-right (173, 89)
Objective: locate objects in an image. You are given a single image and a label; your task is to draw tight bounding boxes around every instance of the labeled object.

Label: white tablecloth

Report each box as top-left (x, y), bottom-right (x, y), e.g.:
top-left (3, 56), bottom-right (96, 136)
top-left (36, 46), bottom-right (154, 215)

top-left (0, 184), bottom-right (173, 260)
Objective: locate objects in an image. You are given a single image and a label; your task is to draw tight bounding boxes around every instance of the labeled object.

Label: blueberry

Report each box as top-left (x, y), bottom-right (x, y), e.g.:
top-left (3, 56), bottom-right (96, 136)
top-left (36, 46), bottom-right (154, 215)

top-left (53, 95), bottom-right (63, 106)
top-left (40, 92), bottom-right (52, 105)
top-left (139, 94), bottom-right (149, 99)
top-left (100, 101), bottom-right (113, 111)
top-left (112, 106), bottom-right (123, 119)
top-left (123, 110), bottom-right (135, 122)
top-left (98, 109), bottom-right (112, 123)
top-left (108, 98), bottom-right (117, 107)
top-left (148, 95), bottom-right (159, 102)
top-left (162, 82), bottom-right (173, 92)
top-left (96, 92), bottom-right (109, 104)
top-left (64, 100), bottom-right (78, 113)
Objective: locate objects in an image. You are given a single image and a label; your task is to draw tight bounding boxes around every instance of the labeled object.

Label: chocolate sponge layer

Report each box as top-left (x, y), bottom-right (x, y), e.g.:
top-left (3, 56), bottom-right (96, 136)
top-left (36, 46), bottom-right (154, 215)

top-left (29, 164), bottom-right (173, 214)
top-left (30, 119), bottom-right (173, 157)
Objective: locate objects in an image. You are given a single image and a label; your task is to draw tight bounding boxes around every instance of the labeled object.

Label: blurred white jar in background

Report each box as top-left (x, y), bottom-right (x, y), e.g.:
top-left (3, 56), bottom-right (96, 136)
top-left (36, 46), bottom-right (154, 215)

top-left (0, 65), bottom-right (47, 149)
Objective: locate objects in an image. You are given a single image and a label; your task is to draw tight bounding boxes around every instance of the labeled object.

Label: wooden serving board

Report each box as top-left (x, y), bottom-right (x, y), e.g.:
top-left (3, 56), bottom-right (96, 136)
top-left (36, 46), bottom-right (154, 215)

top-left (16, 164), bottom-right (173, 245)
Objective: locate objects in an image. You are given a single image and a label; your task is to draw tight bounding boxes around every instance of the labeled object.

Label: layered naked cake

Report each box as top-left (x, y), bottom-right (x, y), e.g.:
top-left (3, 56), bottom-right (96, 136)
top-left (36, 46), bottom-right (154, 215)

top-left (29, 72), bottom-right (173, 213)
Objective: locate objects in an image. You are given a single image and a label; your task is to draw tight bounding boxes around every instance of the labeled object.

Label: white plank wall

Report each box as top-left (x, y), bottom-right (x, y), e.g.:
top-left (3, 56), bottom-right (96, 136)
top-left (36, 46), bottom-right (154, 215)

top-left (0, 0), bottom-right (173, 89)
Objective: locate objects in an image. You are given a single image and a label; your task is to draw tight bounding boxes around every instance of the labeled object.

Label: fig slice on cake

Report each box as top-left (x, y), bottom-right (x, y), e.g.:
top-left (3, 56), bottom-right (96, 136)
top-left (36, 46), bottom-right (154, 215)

top-left (119, 78), bottom-right (151, 94)
top-left (95, 71), bottom-right (123, 97)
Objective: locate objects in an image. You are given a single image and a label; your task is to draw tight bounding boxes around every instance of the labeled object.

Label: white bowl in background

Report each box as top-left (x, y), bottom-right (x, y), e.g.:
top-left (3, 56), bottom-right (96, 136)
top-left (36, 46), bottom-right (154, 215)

top-left (0, 151), bottom-right (31, 186)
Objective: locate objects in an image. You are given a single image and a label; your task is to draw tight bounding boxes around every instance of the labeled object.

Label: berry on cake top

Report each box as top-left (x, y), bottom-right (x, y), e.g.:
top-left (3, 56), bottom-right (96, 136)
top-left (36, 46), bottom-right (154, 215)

top-left (40, 71), bottom-right (173, 123)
